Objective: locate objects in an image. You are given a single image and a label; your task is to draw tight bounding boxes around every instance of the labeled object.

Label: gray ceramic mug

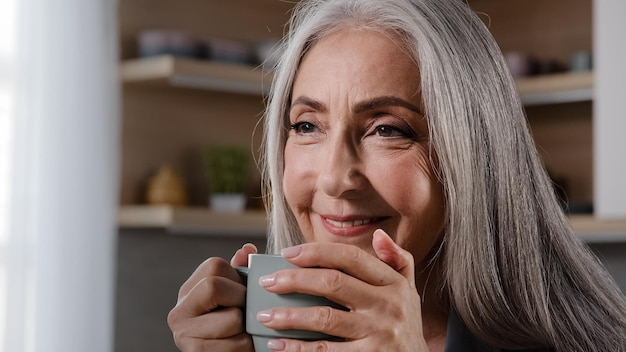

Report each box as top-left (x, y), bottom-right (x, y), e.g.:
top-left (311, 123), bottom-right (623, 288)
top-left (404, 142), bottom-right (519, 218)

top-left (237, 254), bottom-right (346, 352)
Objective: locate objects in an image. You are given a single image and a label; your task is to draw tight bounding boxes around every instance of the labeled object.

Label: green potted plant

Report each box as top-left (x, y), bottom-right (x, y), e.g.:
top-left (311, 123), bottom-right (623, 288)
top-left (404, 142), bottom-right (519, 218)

top-left (203, 144), bottom-right (250, 212)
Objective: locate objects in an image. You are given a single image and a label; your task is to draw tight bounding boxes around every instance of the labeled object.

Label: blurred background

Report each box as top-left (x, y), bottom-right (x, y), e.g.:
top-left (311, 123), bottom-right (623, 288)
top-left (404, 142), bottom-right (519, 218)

top-left (0, 0), bottom-right (625, 351)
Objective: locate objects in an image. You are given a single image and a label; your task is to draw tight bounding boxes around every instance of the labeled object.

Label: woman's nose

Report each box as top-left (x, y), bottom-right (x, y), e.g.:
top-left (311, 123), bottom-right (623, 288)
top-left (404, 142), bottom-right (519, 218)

top-left (317, 136), bottom-right (366, 198)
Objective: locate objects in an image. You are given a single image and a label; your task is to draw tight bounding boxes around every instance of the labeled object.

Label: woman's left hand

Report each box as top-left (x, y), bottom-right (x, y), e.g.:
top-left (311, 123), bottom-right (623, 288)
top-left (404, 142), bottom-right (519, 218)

top-left (257, 229), bottom-right (429, 352)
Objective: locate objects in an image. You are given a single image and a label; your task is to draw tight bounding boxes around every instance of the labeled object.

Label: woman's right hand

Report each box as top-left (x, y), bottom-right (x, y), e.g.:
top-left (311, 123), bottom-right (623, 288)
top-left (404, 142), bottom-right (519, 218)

top-left (167, 243), bottom-right (258, 351)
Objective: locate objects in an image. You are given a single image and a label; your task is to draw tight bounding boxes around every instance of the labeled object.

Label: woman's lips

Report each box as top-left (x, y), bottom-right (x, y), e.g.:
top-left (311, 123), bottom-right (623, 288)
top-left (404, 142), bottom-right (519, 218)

top-left (320, 215), bottom-right (386, 237)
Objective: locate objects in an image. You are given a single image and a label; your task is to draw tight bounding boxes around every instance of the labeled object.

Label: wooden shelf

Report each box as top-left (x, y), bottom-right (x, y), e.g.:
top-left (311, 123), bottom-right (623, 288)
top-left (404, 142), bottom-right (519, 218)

top-left (118, 205), bottom-right (267, 237)
top-left (120, 55), bottom-right (272, 96)
top-left (121, 56), bottom-right (593, 106)
top-left (517, 71), bottom-right (593, 106)
top-left (569, 215), bottom-right (626, 243)
top-left (118, 206), bottom-right (626, 242)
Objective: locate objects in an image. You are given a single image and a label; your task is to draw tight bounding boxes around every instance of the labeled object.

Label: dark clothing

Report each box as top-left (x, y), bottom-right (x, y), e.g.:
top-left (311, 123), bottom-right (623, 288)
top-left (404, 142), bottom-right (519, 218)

top-left (445, 312), bottom-right (552, 352)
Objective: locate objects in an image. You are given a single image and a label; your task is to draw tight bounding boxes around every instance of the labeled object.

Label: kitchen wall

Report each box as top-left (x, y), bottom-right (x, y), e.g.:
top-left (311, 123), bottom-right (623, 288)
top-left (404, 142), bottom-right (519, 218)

top-left (114, 231), bottom-right (626, 352)
top-left (115, 230), bottom-right (267, 352)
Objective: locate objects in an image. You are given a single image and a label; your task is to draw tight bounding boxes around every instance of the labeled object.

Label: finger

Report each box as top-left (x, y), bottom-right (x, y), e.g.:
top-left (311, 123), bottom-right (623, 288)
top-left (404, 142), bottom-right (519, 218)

top-left (170, 306), bottom-right (244, 340)
top-left (173, 276), bottom-right (246, 318)
top-left (267, 338), bottom-right (359, 352)
top-left (258, 306), bottom-right (368, 340)
top-left (280, 242), bottom-right (402, 286)
top-left (372, 229), bottom-right (416, 287)
top-left (174, 332), bottom-right (252, 352)
top-left (262, 267), bottom-right (423, 343)
top-left (230, 243), bottom-right (258, 267)
top-left (263, 267), bottom-right (380, 309)
top-left (179, 257), bottom-right (243, 299)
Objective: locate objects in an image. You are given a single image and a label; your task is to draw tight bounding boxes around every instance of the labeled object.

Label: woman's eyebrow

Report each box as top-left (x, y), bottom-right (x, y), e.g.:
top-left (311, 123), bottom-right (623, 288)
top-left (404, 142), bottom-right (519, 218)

top-left (353, 96), bottom-right (421, 114)
top-left (290, 95), bottom-right (421, 114)
top-left (290, 96), bottom-right (327, 112)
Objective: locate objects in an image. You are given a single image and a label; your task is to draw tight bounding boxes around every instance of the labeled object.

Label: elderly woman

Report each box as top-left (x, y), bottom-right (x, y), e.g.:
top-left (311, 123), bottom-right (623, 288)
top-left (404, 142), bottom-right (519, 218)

top-left (167, 0), bottom-right (626, 351)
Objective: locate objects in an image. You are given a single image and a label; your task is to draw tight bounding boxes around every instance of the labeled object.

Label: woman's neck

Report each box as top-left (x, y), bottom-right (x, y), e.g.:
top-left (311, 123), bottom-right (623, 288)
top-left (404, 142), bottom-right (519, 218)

top-left (416, 257), bottom-right (448, 352)
top-left (422, 307), bottom-right (447, 352)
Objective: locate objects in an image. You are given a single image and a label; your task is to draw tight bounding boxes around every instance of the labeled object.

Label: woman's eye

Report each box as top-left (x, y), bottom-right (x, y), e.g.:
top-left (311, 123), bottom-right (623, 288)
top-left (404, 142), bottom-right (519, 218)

top-left (290, 121), bottom-right (317, 134)
top-left (375, 125), bottom-right (408, 138)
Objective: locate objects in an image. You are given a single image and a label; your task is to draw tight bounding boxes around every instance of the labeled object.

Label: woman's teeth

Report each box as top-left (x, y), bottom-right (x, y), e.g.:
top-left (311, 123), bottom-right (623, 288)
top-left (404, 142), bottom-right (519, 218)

top-left (326, 218), bottom-right (376, 228)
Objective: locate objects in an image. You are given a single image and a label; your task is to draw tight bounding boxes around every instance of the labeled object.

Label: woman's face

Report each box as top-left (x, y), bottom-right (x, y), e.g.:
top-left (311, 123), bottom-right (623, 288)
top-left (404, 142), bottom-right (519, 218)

top-left (283, 29), bottom-right (445, 266)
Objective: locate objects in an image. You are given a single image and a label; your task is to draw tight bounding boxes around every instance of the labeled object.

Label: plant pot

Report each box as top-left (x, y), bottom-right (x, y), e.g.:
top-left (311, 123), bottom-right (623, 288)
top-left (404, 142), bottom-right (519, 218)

top-left (210, 193), bottom-right (246, 213)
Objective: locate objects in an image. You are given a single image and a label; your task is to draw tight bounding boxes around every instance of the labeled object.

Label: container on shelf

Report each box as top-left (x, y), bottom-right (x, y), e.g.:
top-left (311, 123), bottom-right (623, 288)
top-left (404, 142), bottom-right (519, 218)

top-left (210, 193), bottom-right (247, 213)
top-left (146, 164), bottom-right (188, 206)
top-left (138, 30), bottom-right (198, 58)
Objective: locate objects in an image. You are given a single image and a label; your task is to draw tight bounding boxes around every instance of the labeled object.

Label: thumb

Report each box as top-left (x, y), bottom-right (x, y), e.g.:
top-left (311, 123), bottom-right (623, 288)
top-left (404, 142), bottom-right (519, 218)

top-left (230, 243), bottom-right (258, 267)
top-left (372, 229), bottom-right (416, 288)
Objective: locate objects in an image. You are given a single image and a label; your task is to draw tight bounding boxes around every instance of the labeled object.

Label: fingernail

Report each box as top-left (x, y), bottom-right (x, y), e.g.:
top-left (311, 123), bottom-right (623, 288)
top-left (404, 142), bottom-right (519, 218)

top-left (375, 229), bottom-right (401, 249)
top-left (281, 245), bottom-right (302, 258)
top-left (256, 310), bottom-right (273, 322)
top-left (267, 339), bottom-right (286, 351)
top-left (259, 274), bottom-right (276, 287)
top-left (242, 243), bottom-right (257, 252)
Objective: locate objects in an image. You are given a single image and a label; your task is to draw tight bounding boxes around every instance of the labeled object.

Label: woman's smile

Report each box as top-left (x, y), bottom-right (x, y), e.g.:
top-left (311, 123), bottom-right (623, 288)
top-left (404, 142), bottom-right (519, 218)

top-left (319, 213), bottom-right (389, 236)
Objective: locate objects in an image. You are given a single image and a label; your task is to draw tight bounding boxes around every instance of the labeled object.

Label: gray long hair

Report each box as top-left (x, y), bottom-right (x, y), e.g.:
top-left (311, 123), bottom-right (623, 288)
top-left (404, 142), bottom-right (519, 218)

top-left (260, 0), bottom-right (626, 350)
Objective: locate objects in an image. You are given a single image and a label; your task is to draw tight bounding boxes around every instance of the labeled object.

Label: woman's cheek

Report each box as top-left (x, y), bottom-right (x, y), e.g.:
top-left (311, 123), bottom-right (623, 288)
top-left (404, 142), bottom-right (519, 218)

top-left (283, 145), bottom-right (313, 205)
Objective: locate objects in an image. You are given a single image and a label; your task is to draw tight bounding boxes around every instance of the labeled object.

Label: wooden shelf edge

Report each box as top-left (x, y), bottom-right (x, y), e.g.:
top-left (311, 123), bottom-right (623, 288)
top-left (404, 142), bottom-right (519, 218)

top-left (118, 205), bottom-right (175, 227)
top-left (118, 205), bottom-right (267, 237)
top-left (517, 71), bottom-right (594, 106)
top-left (119, 55), bottom-right (272, 95)
top-left (569, 215), bottom-right (626, 243)
top-left (120, 55), bottom-right (175, 82)
top-left (118, 206), bottom-right (626, 243)
top-left (121, 57), bottom-right (592, 103)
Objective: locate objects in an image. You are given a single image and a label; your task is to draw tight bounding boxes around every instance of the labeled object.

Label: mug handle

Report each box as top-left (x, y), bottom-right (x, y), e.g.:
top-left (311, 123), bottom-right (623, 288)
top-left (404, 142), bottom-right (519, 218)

top-left (235, 266), bottom-right (249, 281)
